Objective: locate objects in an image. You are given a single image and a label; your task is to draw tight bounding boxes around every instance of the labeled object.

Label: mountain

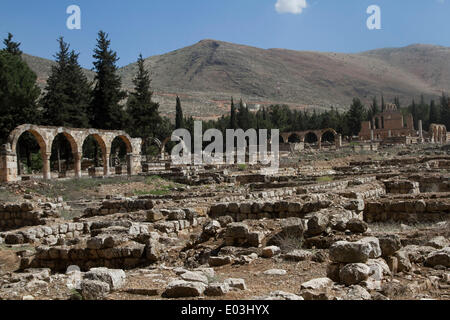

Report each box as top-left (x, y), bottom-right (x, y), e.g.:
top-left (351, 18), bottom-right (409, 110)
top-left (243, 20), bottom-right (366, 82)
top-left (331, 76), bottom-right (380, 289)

top-left (22, 53), bottom-right (95, 88)
top-left (23, 40), bottom-right (450, 119)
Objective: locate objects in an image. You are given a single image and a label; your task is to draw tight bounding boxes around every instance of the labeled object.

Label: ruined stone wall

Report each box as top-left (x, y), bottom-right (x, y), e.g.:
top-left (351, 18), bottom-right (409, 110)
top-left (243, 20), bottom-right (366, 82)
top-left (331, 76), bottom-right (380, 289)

top-left (0, 203), bottom-right (46, 231)
top-left (209, 199), bottom-right (333, 221)
top-left (364, 199), bottom-right (450, 223)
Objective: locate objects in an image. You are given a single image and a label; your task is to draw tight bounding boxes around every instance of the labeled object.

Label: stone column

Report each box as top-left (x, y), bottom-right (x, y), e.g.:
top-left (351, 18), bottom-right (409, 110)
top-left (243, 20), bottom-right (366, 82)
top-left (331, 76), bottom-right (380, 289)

top-left (42, 152), bottom-right (52, 180)
top-left (127, 153), bottom-right (142, 176)
top-left (318, 135), bottom-right (322, 150)
top-left (388, 130), bottom-right (392, 138)
top-left (418, 120), bottom-right (423, 143)
top-left (103, 152), bottom-right (111, 176)
top-left (73, 152), bottom-right (82, 178)
top-left (370, 130), bottom-right (374, 142)
top-left (335, 134), bottom-right (342, 149)
top-left (0, 145), bottom-right (18, 182)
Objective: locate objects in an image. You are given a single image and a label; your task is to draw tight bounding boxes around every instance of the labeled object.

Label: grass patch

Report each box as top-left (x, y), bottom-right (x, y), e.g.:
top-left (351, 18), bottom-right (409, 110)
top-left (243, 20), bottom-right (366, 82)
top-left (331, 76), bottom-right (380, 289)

top-left (238, 164), bottom-right (248, 171)
top-left (316, 176), bottom-right (334, 183)
top-left (0, 189), bottom-right (20, 202)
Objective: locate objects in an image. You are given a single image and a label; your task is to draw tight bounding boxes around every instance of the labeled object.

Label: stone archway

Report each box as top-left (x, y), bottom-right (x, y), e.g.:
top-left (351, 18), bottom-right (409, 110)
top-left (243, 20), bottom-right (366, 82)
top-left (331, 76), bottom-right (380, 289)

top-left (1, 124), bottom-right (142, 182)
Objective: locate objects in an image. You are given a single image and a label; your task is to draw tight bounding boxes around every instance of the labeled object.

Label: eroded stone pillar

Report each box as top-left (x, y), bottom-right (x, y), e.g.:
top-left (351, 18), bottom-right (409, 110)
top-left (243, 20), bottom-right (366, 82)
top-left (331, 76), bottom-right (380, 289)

top-left (335, 134), bottom-right (342, 149)
top-left (370, 130), bottom-right (374, 141)
top-left (42, 152), bottom-right (51, 180)
top-left (103, 153), bottom-right (111, 176)
top-left (0, 145), bottom-right (18, 182)
top-left (73, 152), bottom-right (82, 178)
top-left (418, 120), bottom-right (423, 143)
top-left (127, 153), bottom-right (141, 176)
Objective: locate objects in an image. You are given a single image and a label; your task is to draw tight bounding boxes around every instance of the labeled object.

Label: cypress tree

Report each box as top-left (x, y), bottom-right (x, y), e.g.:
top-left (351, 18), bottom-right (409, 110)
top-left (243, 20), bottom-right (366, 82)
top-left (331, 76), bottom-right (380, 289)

top-left (175, 96), bottom-right (184, 129)
top-left (3, 33), bottom-right (22, 56)
top-left (126, 54), bottom-right (162, 154)
top-left (0, 34), bottom-right (40, 143)
top-left (440, 93), bottom-right (450, 129)
top-left (90, 31), bottom-right (127, 130)
top-left (429, 100), bottom-right (439, 125)
top-left (41, 37), bottom-right (91, 128)
top-left (230, 98), bottom-right (237, 129)
top-left (346, 98), bottom-right (366, 136)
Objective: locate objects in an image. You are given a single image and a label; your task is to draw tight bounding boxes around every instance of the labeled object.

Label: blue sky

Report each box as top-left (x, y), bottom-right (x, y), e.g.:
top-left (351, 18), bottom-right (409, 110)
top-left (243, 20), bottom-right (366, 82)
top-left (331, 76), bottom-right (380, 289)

top-left (0, 0), bottom-right (448, 68)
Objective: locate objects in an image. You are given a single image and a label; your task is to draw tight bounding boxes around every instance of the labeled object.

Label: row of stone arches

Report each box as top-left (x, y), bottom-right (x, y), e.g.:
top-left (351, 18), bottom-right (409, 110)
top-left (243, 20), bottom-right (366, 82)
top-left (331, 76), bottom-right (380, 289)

top-left (1, 125), bottom-right (142, 182)
top-left (429, 124), bottom-right (447, 144)
top-left (280, 128), bottom-right (342, 149)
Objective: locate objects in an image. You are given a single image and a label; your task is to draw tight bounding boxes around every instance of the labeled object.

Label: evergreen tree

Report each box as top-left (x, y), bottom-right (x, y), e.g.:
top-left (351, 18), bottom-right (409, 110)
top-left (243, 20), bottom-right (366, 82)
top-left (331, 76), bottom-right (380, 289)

top-left (41, 37), bottom-right (91, 128)
top-left (126, 54), bottom-right (162, 155)
top-left (0, 35), bottom-right (40, 143)
top-left (3, 33), bottom-right (22, 56)
top-left (440, 93), bottom-right (450, 129)
top-left (230, 98), bottom-right (237, 129)
top-left (175, 96), bottom-right (184, 129)
top-left (90, 31), bottom-right (127, 130)
top-left (346, 98), bottom-right (366, 137)
top-left (429, 100), bottom-right (440, 125)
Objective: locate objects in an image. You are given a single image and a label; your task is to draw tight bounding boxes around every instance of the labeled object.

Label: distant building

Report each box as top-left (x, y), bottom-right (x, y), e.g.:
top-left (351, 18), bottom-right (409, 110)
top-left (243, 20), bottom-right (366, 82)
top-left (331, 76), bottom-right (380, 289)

top-left (359, 104), bottom-right (416, 141)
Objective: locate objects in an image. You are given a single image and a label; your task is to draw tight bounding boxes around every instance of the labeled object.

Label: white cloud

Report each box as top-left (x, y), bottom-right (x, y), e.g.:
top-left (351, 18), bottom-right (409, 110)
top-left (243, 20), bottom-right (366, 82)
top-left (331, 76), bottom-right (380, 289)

top-left (275, 0), bottom-right (308, 15)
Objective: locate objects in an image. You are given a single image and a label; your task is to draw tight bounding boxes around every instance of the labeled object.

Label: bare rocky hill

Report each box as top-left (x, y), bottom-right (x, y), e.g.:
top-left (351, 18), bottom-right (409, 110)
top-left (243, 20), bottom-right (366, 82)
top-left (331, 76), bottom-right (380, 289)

top-left (23, 40), bottom-right (450, 119)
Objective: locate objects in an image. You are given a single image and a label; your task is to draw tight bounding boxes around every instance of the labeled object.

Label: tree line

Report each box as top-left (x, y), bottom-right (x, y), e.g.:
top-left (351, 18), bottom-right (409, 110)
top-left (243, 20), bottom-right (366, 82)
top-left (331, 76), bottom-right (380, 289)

top-left (175, 95), bottom-right (449, 141)
top-left (0, 31), bottom-right (172, 169)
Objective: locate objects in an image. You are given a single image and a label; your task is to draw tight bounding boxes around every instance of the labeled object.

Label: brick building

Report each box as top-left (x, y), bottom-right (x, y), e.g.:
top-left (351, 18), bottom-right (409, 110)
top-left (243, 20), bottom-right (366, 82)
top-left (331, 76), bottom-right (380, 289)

top-left (359, 104), bottom-right (416, 141)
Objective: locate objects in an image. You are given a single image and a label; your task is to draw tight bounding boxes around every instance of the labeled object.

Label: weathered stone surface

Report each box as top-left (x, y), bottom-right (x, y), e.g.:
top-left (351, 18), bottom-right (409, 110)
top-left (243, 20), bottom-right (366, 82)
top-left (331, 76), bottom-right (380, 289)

top-left (378, 235), bottom-right (402, 257)
top-left (224, 278), bottom-right (247, 290)
top-left (345, 285), bottom-right (371, 300)
top-left (282, 249), bottom-right (312, 262)
top-left (261, 246), bottom-right (281, 258)
top-left (208, 256), bottom-right (233, 267)
top-left (329, 241), bottom-right (372, 263)
top-left (80, 280), bottom-right (110, 300)
top-left (225, 223), bottom-right (249, 238)
top-left (424, 247), bottom-right (450, 268)
top-left (326, 263), bottom-right (343, 282)
top-left (263, 269), bottom-right (287, 276)
top-left (257, 291), bottom-right (303, 300)
top-left (84, 268), bottom-right (126, 290)
top-left (300, 277), bottom-right (333, 300)
top-left (203, 220), bottom-right (221, 236)
top-left (180, 271), bottom-right (208, 284)
top-left (306, 213), bottom-right (329, 237)
top-left (358, 237), bottom-right (382, 259)
top-left (146, 210), bottom-right (164, 222)
top-left (426, 236), bottom-right (449, 250)
top-left (395, 251), bottom-right (412, 272)
top-left (339, 263), bottom-right (371, 286)
top-left (346, 219), bottom-right (368, 234)
top-left (205, 283), bottom-right (230, 296)
top-left (163, 280), bottom-right (206, 298)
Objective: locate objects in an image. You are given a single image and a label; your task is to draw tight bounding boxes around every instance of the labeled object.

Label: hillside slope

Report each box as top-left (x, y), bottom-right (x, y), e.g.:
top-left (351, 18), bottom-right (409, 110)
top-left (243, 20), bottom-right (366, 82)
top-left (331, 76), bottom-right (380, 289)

top-left (23, 40), bottom-right (450, 118)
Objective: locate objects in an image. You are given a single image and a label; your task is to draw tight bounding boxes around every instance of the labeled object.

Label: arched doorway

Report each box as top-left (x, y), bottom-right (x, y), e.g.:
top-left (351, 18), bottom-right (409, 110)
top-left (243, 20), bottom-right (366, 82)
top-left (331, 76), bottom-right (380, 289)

top-left (288, 133), bottom-right (302, 143)
top-left (304, 132), bottom-right (318, 144)
top-left (110, 135), bottom-right (132, 175)
top-left (82, 134), bottom-right (107, 177)
top-left (50, 133), bottom-right (78, 178)
top-left (16, 131), bottom-right (43, 178)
